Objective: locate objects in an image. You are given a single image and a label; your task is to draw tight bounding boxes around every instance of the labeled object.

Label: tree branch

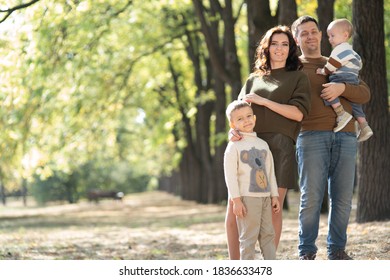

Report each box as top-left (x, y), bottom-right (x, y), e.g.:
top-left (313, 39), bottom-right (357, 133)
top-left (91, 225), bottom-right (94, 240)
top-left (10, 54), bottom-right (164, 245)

top-left (0, 0), bottom-right (40, 24)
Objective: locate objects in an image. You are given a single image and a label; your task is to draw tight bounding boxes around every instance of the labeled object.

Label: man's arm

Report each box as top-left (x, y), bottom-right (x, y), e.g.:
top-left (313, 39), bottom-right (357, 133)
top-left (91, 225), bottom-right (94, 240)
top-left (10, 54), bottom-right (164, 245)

top-left (342, 80), bottom-right (371, 104)
top-left (320, 80), bottom-right (370, 105)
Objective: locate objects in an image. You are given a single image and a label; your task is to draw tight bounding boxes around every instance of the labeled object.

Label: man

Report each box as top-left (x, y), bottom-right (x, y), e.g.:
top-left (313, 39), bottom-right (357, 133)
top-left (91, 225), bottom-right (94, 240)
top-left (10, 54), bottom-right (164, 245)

top-left (291, 16), bottom-right (370, 260)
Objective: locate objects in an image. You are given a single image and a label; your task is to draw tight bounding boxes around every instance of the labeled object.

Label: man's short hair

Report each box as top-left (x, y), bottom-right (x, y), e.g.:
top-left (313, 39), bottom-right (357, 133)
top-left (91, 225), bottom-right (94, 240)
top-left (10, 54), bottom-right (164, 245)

top-left (291, 15), bottom-right (319, 38)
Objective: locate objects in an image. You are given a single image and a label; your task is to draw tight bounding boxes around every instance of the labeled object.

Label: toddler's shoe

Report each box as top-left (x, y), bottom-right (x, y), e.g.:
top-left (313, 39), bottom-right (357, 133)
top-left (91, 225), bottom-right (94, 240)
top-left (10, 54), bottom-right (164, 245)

top-left (334, 112), bottom-right (353, 132)
top-left (357, 125), bottom-right (373, 142)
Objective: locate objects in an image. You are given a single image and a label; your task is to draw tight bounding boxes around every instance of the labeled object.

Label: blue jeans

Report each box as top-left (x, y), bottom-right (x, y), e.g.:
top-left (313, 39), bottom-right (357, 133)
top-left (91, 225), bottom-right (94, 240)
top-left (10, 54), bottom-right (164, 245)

top-left (296, 131), bottom-right (357, 256)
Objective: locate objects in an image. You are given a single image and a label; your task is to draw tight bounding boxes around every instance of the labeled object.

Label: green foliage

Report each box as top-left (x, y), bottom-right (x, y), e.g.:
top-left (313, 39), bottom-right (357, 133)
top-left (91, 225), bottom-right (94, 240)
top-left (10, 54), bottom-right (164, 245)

top-left (334, 0), bottom-right (353, 19)
top-left (30, 160), bottom-right (151, 205)
top-left (296, 0), bottom-right (317, 16)
top-left (30, 171), bottom-right (71, 205)
top-left (0, 0), bottom-right (188, 192)
top-left (74, 160), bottom-right (151, 195)
top-left (0, 0), bottom-right (388, 201)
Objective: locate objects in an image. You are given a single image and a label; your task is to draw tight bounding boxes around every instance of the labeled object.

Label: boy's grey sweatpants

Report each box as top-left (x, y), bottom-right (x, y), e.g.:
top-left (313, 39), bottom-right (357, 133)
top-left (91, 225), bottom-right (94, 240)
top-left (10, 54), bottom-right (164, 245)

top-left (237, 196), bottom-right (276, 260)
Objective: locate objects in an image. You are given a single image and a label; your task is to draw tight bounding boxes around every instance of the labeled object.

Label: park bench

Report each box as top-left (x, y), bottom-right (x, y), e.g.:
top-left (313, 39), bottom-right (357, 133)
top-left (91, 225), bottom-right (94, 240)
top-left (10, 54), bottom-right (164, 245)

top-left (87, 190), bottom-right (124, 203)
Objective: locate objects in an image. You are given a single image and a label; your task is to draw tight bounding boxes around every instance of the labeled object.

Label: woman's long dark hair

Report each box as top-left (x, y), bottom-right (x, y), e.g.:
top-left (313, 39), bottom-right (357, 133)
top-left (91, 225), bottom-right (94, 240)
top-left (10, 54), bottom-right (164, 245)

top-left (253, 25), bottom-right (302, 76)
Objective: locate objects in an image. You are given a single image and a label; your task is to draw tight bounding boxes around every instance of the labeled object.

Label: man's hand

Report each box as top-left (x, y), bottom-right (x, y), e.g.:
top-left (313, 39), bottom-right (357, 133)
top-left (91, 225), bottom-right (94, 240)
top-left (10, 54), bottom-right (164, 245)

top-left (320, 82), bottom-right (345, 102)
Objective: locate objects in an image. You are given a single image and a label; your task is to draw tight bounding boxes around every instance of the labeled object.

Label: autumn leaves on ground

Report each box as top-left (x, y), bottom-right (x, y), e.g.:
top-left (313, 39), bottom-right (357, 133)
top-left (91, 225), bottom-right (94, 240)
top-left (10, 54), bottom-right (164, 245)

top-left (0, 191), bottom-right (389, 260)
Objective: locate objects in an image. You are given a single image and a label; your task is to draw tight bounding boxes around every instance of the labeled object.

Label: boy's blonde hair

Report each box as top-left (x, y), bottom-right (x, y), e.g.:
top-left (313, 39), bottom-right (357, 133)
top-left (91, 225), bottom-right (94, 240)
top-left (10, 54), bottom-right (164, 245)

top-left (328, 18), bottom-right (353, 38)
top-left (226, 100), bottom-right (252, 121)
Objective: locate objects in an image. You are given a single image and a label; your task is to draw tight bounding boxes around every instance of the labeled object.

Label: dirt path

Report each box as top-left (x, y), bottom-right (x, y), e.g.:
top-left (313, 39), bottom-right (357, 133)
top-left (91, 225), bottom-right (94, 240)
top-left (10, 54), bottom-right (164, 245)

top-left (0, 191), bottom-right (388, 260)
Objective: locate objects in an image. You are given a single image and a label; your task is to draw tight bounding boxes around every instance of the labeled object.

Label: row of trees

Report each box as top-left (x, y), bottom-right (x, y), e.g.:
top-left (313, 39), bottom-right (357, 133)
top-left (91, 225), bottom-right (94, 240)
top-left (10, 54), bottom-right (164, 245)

top-left (0, 0), bottom-right (389, 222)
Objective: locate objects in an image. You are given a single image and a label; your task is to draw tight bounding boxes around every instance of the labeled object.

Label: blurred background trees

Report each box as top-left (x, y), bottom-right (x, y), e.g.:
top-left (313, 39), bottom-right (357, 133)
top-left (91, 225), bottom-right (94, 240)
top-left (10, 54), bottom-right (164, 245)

top-left (0, 0), bottom-right (388, 222)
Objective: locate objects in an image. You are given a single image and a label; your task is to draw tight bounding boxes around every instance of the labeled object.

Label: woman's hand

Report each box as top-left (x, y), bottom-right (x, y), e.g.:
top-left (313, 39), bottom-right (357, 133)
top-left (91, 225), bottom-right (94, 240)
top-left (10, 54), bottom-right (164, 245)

top-left (228, 128), bottom-right (242, 141)
top-left (244, 93), bottom-right (268, 106)
top-left (243, 93), bottom-right (303, 122)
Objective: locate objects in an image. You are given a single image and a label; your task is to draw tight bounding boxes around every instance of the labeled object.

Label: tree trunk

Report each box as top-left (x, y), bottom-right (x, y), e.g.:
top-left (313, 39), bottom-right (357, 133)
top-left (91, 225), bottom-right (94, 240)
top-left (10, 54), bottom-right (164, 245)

top-left (190, 0), bottom-right (242, 203)
top-left (21, 178), bottom-right (27, 206)
top-left (170, 49), bottom-right (204, 202)
top-left (316, 0), bottom-right (335, 57)
top-left (278, 0), bottom-right (297, 26)
top-left (221, 0), bottom-right (243, 100)
top-left (180, 146), bottom-right (202, 201)
top-left (0, 182), bottom-right (6, 206)
top-left (246, 0), bottom-right (277, 72)
top-left (353, 0), bottom-right (390, 222)
top-left (211, 75), bottom-right (228, 203)
top-left (158, 173), bottom-right (180, 194)
top-left (196, 98), bottom-right (215, 203)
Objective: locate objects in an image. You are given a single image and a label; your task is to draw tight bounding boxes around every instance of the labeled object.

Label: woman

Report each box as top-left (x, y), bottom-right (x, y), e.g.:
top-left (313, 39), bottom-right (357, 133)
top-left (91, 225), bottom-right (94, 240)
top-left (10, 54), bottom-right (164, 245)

top-left (226, 25), bottom-right (311, 259)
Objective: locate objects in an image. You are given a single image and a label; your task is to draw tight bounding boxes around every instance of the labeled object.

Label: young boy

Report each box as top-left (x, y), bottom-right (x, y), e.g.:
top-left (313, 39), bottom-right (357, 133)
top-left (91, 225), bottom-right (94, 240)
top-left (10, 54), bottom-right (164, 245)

top-left (316, 18), bottom-right (373, 142)
top-left (223, 100), bottom-right (280, 260)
